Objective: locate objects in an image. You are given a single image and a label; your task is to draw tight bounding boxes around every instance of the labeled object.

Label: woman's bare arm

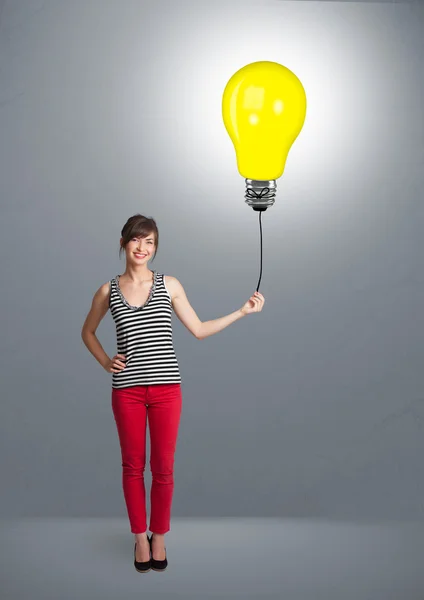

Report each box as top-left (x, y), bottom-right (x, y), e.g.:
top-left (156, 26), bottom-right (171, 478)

top-left (81, 282), bottom-right (112, 370)
top-left (169, 276), bottom-right (245, 340)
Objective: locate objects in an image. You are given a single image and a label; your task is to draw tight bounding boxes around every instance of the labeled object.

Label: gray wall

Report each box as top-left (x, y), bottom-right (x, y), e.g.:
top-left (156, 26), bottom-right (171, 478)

top-left (1, 0), bottom-right (423, 522)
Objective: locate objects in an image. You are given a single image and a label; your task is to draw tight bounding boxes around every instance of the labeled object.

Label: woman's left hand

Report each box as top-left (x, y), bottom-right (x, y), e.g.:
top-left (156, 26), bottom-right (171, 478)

top-left (240, 291), bottom-right (265, 316)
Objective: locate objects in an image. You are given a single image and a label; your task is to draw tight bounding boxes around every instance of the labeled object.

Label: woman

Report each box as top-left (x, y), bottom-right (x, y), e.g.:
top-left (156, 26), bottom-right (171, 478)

top-left (81, 213), bottom-right (265, 573)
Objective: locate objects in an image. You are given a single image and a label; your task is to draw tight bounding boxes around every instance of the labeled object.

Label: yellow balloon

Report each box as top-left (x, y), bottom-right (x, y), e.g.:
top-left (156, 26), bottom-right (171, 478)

top-left (222, 61), bottom-right (307, 209)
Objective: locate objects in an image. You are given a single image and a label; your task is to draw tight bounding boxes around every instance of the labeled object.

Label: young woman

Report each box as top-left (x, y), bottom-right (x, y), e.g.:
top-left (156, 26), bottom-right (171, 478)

top-left (81, 213), bottom-right (265, 572)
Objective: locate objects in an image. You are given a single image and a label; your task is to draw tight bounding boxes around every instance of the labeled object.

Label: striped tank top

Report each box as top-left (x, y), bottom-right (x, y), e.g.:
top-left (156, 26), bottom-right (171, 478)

top-left (109, 270), bottom-right (182, 388)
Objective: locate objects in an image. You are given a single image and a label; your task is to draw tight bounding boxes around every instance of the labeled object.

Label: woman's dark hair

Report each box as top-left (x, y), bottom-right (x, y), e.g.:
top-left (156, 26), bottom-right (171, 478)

top-left (119, 214), bottom-right (159, 262)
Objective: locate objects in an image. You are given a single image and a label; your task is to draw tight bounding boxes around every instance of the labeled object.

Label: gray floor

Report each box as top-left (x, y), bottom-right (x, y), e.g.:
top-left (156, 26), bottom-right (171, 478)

top-left (2, 517), bottom-right (424, 599)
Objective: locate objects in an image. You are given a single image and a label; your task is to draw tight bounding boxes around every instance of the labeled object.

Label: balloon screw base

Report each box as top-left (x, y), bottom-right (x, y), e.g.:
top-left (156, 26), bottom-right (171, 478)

top-left (245, 179), bottom-right (276, 210)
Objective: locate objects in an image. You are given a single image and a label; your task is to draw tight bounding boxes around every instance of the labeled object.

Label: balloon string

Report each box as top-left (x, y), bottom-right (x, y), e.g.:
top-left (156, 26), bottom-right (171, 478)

top-left (245, 187), bottom-right (271, 200)
top-left (256, 210), bottom-right (263, 293)
top-left (245, 187), bottom-right (268, 293)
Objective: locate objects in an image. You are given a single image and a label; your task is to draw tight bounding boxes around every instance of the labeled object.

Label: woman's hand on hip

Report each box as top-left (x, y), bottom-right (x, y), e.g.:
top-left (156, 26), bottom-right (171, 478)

top-left (104, 354), bottom-right (126, 373)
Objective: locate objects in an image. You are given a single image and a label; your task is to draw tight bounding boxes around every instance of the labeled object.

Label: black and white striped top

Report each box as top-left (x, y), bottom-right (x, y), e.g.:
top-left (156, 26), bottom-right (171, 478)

top-left (109, 270), bottom-right (182, 388)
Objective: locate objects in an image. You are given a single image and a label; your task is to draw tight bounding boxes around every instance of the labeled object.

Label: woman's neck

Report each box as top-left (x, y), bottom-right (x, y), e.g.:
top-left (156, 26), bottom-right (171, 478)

top-left (121, 268), bottom-right (154, 283)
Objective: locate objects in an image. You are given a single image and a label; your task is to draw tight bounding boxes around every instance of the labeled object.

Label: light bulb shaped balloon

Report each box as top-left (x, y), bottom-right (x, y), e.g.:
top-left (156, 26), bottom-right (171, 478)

top-left (222, 61), bottom-right (307, 211)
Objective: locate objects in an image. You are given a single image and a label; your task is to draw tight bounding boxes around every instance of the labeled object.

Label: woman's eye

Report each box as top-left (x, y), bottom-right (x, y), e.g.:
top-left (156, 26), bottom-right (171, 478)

top-left (131, 238), bottom-right (153, 244)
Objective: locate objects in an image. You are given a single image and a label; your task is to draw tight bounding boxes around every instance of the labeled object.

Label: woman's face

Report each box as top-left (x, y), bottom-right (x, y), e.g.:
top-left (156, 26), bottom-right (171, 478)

top-left (122, 234), bottom-right (156, 264)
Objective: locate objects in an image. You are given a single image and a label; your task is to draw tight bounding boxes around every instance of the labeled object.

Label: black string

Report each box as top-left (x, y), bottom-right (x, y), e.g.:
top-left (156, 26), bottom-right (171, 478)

top-left (245, 187), bottom-right (271, 201)
top-left (245, 187), bottom-right (268, 293)
top-left (256, 210), bottom-right (263, 293)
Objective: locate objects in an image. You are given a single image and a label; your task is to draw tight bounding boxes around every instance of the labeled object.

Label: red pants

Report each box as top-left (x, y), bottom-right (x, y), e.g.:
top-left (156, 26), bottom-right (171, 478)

top-left (111, 383), bottom-right (182, 534)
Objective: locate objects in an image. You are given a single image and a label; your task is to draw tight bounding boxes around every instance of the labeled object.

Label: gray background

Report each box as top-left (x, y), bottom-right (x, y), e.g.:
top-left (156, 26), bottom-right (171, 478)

top-left (1, 0), bottom-right (423, 526)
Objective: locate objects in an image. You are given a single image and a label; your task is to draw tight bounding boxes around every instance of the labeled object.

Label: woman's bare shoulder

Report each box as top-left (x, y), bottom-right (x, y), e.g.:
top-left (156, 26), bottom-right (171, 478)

top-left (90, 280), bottom-right (113, 305)
top-left (81, 281), bottom-right (113, 335)
top-left (163, 275), bottom-right (178, 301)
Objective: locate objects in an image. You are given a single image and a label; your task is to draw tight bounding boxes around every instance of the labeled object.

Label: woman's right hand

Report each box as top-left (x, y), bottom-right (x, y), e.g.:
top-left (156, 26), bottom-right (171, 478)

top-left (104, 354), bottom-right (126, 373)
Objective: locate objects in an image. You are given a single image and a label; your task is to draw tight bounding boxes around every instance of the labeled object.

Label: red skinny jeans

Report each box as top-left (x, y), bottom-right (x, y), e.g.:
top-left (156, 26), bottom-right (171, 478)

top-left (111, 383), bottom-right (182, 534)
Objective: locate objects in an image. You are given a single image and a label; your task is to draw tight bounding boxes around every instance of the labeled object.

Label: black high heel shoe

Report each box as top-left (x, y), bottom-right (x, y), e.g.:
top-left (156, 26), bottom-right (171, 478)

top-left (148, 534), bottom-right (168, 571)
top-left (134, 540), bottom-right (151, 573)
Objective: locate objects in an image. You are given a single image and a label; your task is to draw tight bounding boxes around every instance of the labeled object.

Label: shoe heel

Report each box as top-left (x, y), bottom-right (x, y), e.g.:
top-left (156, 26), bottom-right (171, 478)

top-left (134, 541), bottom-right (151, 573)
top-left (148, 534), bottom-right (168, 571)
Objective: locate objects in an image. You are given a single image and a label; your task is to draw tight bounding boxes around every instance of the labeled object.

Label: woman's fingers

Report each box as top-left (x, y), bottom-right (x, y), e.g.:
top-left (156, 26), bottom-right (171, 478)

top-left (252, 294), bottom-right (264, 311)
